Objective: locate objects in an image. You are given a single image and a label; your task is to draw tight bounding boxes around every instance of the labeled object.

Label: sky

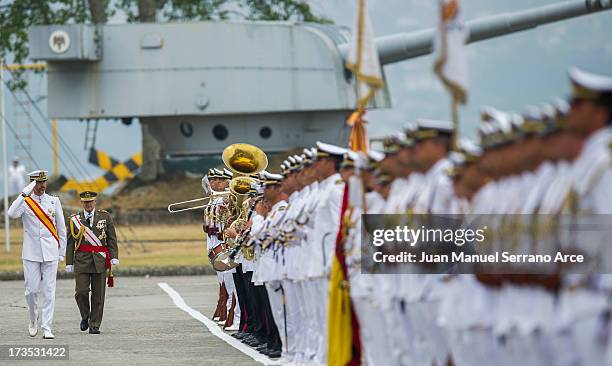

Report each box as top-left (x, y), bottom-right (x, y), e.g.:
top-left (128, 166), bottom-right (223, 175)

top-left (1, 0), bottom-right (612, 188)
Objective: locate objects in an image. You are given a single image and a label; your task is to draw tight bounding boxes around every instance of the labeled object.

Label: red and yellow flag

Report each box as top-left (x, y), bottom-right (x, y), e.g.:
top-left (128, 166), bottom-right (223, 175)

top-left (24, 196), bottom-right (60, 247)
top-left (329, 1), bottom-right (384, 363)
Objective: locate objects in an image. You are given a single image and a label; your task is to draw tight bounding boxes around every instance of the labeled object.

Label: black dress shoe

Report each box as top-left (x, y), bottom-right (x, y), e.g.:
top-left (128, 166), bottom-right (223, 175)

top-left (89, 327), bottom-right (100, 334)
top-left (232, 332), bottom-right (247, 339)
top-left (255, 343), bottom-right (268, 352)
top-left (267, 349), bottom-right (281, 358)
top-left (241, 334), bottom-right (255, 343)
top-left (245, 338), bottom-right (261, 347)
top-left (80, 319), bottom-right (89, 331)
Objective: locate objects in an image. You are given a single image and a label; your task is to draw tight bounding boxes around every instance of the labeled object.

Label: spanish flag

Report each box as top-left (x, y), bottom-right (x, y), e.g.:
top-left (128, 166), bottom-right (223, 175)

top-left (433, 0), bottom-right (469, 104)
top-left (328, 182), bottom-right (361, 366)
top-left (329, 1), bottom-right (383, 364)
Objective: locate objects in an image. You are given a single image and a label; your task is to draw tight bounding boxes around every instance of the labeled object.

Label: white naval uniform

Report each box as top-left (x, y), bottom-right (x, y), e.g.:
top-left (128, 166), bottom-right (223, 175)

top-left (279, 190), bottom-right (306, 361)
top-left (398, 158), bottom-right (454, 366)
top-left (206, 195), bottom-right (240, 325)
top-left (8, 192), bottom-right (67, 333)
top-left (345, 177), bottom-right (400, 366)
top-left (293, 182), bottom-right (322, 363)
top-left (566, 126), bottom-right (612, 366)
top-left (307, 173), bottom-right (344, 365)
top-left (259, 200), bottom-right (289, 357)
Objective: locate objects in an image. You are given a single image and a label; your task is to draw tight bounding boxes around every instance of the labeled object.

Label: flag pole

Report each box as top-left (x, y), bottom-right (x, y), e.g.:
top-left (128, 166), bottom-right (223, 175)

top-left (451, 94), bottom-right (460, 150)
top-left (1, 60), bottom-right (10, 253)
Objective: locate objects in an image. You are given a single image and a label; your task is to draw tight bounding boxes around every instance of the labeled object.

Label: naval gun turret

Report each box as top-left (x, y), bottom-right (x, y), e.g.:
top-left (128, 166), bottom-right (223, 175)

top-left (27, 0), bottom-right (611, 178)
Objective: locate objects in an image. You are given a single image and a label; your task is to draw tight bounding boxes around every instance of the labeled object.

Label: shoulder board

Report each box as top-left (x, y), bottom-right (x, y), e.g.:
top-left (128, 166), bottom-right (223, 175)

top-left (277, 206), bottom-right (287, 211)
top-left (335, 179), bottom-right (344, 185)
top-left (98, 209), bottom-right (108, 213)
top-left (49, 194), bottom-right (58, 197)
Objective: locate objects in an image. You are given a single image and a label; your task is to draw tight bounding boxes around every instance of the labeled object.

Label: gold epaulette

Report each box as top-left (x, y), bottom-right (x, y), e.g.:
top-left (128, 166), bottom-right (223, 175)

top-left (278, 206), bottom-right (287, 211)
top-left (335, 179), bottom-right (344, 185)
top-left (98, 209), bottom-right (108, 213)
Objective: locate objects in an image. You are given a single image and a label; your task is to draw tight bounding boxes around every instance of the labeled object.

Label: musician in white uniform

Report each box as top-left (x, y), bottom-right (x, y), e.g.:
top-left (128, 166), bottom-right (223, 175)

top-left (7, 170), bottom-right (67, 339)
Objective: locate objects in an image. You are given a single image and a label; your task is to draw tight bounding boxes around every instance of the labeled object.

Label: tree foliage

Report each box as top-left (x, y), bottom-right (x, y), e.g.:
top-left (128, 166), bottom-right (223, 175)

top-left (0, 0), bottom-right (91, 89)
top-left (1, 0), bottom-right (331, 88)
top-left (244, 0), bottom-right (330, 23)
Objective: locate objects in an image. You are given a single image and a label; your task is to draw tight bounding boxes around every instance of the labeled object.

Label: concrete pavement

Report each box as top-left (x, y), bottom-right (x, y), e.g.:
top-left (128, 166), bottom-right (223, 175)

top-left (0, 275), bottom-right (265, 365)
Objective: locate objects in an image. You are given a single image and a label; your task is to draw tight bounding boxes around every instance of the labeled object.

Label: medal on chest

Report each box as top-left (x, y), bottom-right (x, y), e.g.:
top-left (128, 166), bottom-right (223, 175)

top-left (96, 219), bottom-right (107, 240)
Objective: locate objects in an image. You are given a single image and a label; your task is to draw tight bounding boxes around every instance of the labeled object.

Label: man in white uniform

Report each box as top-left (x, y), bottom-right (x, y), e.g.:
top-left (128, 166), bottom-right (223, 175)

top-left (8, 157), bottom-right (27, 196)
top-left (7, 170), bottom-right (67, 339)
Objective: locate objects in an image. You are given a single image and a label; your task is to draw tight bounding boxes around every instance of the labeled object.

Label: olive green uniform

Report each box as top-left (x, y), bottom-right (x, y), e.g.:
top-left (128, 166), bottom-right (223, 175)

top-left (66, 209), bottom-right (118, 328)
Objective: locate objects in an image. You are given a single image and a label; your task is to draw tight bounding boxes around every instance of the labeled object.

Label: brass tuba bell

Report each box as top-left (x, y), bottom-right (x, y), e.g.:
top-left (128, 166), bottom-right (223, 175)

top-left (222, 143), bottom-right (268, 177)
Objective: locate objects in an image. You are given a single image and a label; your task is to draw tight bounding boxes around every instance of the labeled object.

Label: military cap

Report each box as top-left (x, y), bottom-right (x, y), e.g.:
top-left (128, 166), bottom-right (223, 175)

top-left (521, 106), bottom-right (547, 135)
top-left (340, 151), bottom-right (359, 169)
top-left (206, 168), bottom-right (219, 179)
top-left (446, 152), bottom-right (467, 178)
top-left (413, 119), bottom-right (453, 141)
top-left (456, 139), bottom-right (482, 163)
top-left (509, 113), bottom-right (526, 141)
top-left (478, 121), bottom-right (499, 150)
top-left (262, 172), bottom-right (283, 187)
top-left (374, 170), bottom-right (393, 185)
top-left (280, 161), bottom-right (290, 175)
top-left (300, 153), bottom-right (310, 167)
top-left (316, 141), bottom-right (347, 159)
top-left (401, 122), bottom-right (418, 147)
top-left (366, 150), bottom-right (385, 172)
top-left (79, 190), bottom-right (98, 202)
top-left (286, 156), bottom-right (298, 173)
top-left (569, 67), bottom-right (612, 101)
top-left (211, 168), bottom-right (224, 179)
top-left (248, 181), bottom-right (265, 197)
top-left (28, 170), bottom-right (48, 182)
top-left (481, 107), bottom-right (514, 147)
top-left (222, 168), bottom-right (233, 180)
top-left (301, 149), bottom-right (313, 167)
top-left (382, 135), bottom-right (399, 155)
top-left (290, 155), bottom-right (303, 172)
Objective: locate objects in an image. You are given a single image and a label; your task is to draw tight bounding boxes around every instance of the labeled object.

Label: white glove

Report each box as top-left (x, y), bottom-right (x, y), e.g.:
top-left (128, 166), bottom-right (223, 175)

top-left (22, 181), bottom-right (36, 196)
top-left (111, 258), bottom-right (119, 266)
top-left (65, 265), bottom-right (74, 273)
top-left (59, 256), bottom-right (65, 262)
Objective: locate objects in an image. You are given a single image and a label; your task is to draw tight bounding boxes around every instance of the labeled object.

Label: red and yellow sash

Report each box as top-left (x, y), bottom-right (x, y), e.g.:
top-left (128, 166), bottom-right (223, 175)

top-left (24, 196), bottom-right (60, 247)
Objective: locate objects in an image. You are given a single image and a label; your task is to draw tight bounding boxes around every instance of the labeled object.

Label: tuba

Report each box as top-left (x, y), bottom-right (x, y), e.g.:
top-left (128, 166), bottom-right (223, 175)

top-left (212, 143), bottom-right (268, 271)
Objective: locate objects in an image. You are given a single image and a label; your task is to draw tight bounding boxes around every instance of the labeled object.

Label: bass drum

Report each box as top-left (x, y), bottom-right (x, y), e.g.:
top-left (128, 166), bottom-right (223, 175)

top-left (212, 248), bottom-right (240, 272)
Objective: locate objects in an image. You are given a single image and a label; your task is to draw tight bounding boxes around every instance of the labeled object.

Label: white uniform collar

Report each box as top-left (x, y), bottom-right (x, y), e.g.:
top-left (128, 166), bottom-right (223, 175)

top-left (271, 199), bottom-right (287, 212)
top-left (581, 126), bottom-right (612, 158)
top-left (425, 158), bottom-right (451, 178)
top-left (288, 191), bottom-right (299, 203)
top-left (322, 172), bottom-right (341, 186)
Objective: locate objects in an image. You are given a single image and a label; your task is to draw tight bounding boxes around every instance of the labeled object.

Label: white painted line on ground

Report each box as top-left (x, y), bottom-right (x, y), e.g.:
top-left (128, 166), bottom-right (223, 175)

top-left (158, 282), bottom-right (284, 366)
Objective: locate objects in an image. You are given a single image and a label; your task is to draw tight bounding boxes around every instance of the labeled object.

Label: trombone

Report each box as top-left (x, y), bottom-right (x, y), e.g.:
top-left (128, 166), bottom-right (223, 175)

top-left (167, 190), bottom-right (229, 213)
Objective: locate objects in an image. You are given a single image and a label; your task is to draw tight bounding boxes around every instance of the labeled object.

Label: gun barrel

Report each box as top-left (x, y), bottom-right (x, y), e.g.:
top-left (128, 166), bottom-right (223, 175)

top-left (339, 0), bottom-right (612, 65)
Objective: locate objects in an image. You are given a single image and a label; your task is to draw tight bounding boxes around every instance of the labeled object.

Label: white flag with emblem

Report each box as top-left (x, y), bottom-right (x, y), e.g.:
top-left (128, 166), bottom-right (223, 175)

top-left (345, 0), bottom-right (384, 108)
top-left (434, 0), bottom-right (469, 104)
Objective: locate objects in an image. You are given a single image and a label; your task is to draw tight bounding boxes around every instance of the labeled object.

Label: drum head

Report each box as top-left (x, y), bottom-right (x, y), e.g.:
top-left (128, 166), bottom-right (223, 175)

top-left (212, 249), bottom-right (239, 271)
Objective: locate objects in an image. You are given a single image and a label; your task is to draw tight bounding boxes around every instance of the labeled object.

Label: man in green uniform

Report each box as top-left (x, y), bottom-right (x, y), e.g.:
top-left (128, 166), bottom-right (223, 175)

top-left (65, 191), bottom-right (118, 334)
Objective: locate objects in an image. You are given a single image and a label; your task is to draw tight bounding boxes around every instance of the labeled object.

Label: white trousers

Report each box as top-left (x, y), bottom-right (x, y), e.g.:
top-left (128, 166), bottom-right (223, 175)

top-left (281, 280), bottom-right (299, 360)
top-left (304, 279), bottom-right (323, 363)
top-left (266, 281), bottom-right (286, 350)
top-left (314, 277), bottom-right (330, 365)
top-left (292, 281), bottom-right (309, 363)
top-left (221, 271), bottom-right (240, 324)
top-left (23, 259), bottom-right (58, 332)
